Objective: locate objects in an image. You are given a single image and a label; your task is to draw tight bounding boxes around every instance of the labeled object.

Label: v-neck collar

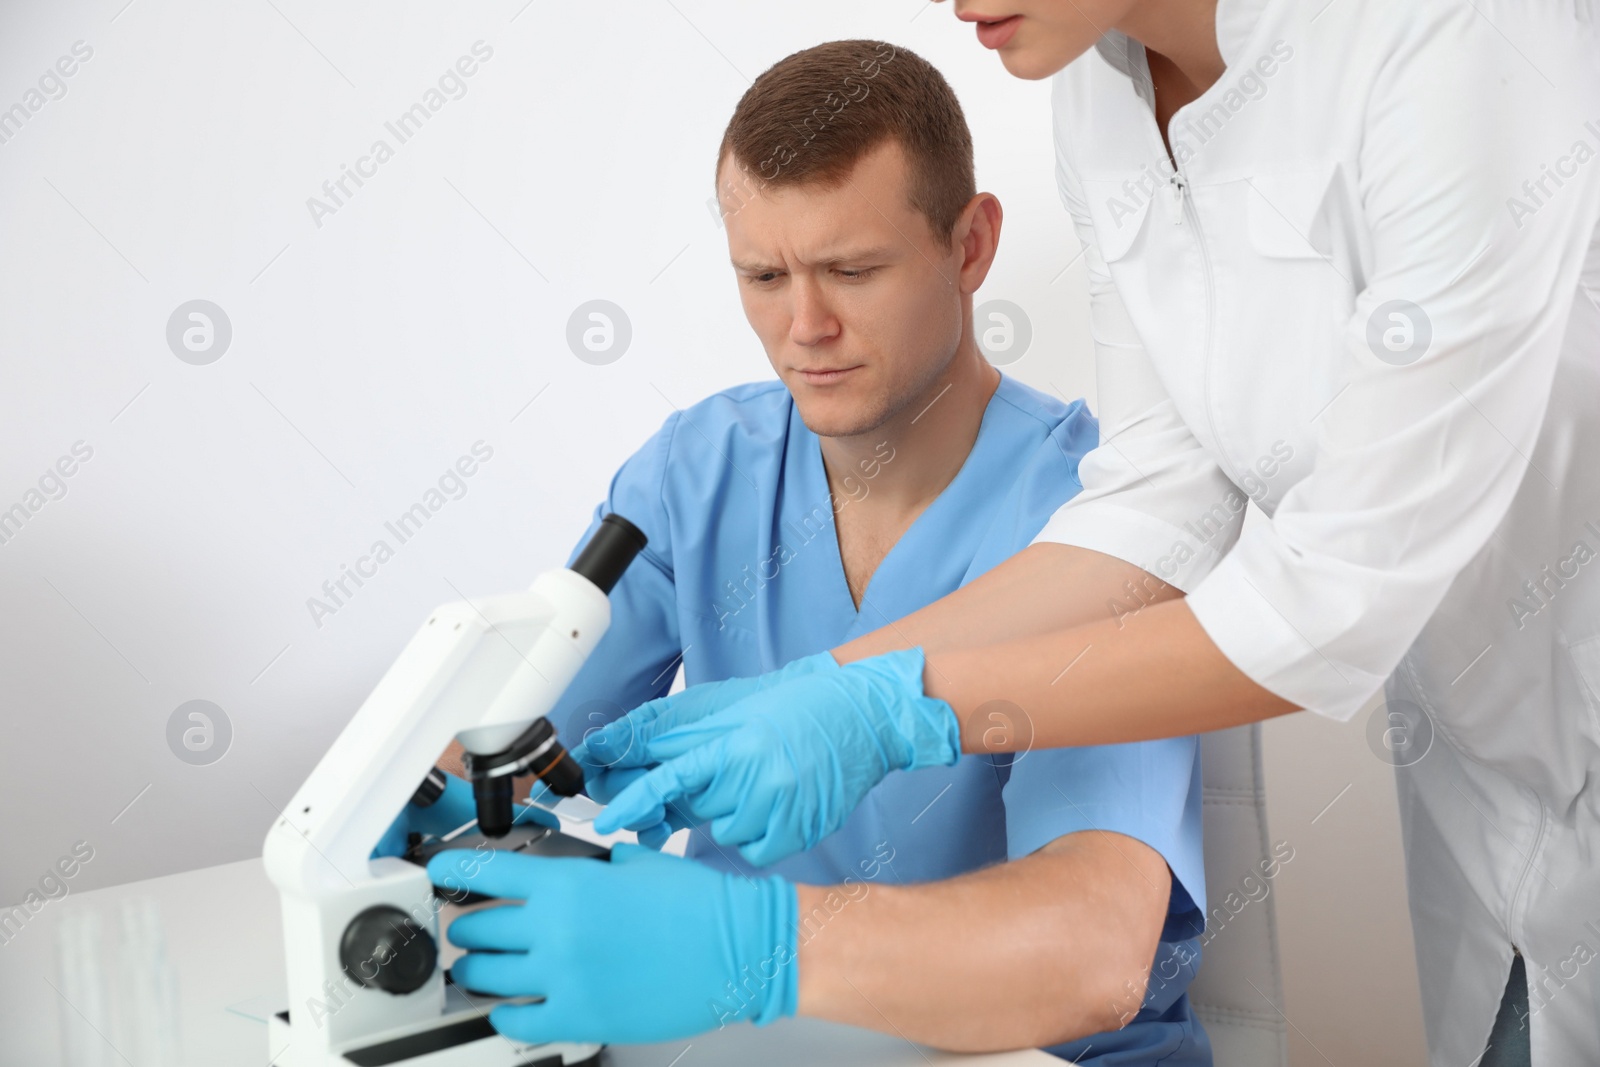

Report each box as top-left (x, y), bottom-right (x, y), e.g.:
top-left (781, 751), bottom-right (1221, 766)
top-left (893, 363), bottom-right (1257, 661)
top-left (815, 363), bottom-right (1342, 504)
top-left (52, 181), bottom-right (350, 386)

top-left (792, 377), bottom-right (1016, 623)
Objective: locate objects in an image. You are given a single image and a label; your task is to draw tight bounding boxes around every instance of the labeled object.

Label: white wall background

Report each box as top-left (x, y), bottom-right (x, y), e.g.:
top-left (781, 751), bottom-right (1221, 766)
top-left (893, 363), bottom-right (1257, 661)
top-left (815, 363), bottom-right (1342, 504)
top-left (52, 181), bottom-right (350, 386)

top-left (0, 1), bottom-right (1425, 1062)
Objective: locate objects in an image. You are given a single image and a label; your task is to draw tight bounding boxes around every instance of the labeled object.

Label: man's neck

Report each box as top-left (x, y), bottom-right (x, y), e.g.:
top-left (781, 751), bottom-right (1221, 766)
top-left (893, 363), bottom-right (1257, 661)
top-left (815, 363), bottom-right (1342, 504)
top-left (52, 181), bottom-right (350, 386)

top-left (819, 341), bottom-right (1000, 609)
top-left (819, 341), bottom-right (1001, 520)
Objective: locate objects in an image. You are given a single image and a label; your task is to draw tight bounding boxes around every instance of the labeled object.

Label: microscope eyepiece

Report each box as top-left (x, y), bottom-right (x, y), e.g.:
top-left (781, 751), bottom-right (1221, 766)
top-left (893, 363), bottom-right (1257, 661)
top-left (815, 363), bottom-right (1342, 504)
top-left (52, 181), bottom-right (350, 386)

top-left (569, 513), bottom-right (647, 594)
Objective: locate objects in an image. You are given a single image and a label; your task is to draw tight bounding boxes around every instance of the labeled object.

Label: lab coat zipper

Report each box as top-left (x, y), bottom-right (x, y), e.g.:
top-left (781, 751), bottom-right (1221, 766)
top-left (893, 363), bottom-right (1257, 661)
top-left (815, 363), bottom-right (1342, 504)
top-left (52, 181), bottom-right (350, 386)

top-left (1162, 149), bottom-right (1244, 494)
top-left (1141, 62), bottom-right (1241, 493)
top-left (1505, 792), bottom-right (1549, 957)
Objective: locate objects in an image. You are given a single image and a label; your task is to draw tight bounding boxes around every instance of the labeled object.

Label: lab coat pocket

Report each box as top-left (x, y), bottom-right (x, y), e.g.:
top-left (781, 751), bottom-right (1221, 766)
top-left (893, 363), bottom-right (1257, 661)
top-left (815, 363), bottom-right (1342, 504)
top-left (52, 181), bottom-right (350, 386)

top-left (1565, 633), bottom-right (1600, 741)
top-left (1246, 168), bottom-right (1335, 260)
top-left (1081, 177), bottom-right (1155, 263)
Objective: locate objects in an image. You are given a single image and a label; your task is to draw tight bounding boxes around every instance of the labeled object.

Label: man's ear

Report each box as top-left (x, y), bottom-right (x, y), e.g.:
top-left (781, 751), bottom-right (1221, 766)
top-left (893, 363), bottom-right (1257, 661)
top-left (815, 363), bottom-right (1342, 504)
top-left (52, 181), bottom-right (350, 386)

top-left (955, 192), bottom-right (1004, 295)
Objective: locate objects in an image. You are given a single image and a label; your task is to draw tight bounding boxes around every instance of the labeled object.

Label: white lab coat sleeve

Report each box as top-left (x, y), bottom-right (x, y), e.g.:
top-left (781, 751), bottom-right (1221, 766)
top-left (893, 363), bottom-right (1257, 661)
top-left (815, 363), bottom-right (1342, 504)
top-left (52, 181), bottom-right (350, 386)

top-left (1185, 3), bottom-right (1600, 721)
top-left (1030, 106), bottom-right (1246, 593)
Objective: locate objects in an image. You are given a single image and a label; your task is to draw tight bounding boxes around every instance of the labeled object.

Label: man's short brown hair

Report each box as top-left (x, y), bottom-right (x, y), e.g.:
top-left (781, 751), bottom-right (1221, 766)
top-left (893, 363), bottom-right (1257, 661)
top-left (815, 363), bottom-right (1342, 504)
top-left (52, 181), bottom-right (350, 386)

top-left (717, 40), bottom-right (977, 243)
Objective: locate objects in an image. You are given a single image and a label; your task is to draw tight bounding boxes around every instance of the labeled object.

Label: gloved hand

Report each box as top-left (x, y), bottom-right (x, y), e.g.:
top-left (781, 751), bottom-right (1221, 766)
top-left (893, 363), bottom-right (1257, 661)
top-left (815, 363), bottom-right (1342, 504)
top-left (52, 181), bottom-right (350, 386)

top-left (372, 771), bottom-right (555, 859)
top-left (426, 844), bottom-right (798, 1045)
top-left (570, 651), bottom-right (838, 849)
top-left (592, 648), bottom-right (960, 866)
top-left (572, 763), bottom-right (686, 850)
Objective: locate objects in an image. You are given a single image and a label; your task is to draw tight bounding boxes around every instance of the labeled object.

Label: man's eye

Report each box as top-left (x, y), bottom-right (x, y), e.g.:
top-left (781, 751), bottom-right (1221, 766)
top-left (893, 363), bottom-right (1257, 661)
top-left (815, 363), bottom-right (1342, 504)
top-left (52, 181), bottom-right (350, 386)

top-left (837, 267), bottom-right (879, 281)
top-left (748, 272), bottom-right (782, 285)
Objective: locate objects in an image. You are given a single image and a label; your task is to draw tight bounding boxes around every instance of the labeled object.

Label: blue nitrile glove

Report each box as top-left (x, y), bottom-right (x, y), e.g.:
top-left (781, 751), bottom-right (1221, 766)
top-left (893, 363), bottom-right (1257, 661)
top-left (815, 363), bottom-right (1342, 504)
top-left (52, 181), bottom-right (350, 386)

top-left (426, 844), bottom-right (797, 1045)
top-left (592, 648), bottom-right (960, 867)
top-left (373, 772), bottom-right (555, 859)
top-left (569, 762), bottom-right (685, 851)
top-left (569, 652), bottom-right (838, 849)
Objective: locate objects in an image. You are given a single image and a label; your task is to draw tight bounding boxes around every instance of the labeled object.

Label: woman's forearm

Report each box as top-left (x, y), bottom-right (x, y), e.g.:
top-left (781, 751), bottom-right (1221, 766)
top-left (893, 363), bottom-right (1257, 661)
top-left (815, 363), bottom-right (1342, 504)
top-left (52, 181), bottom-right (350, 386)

top-left (836, 541), bottom-right (1298, 747)
top-left (837, 542), bottom-right (1182, 661)
top-left (932, 596), bottom-right (1297, 748)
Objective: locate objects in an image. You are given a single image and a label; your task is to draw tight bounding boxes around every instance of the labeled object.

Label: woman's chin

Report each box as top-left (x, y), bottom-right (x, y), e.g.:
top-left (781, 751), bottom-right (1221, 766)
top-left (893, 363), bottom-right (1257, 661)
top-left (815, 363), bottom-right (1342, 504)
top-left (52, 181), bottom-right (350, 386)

top-left (996, 46), bottom-right (1073, 81)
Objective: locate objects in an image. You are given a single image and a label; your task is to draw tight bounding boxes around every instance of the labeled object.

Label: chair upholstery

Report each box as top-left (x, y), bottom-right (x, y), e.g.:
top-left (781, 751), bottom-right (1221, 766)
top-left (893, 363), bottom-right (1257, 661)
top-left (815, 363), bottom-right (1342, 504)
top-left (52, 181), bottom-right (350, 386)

top-left (1188, 724), bottom-right (1290, 1067)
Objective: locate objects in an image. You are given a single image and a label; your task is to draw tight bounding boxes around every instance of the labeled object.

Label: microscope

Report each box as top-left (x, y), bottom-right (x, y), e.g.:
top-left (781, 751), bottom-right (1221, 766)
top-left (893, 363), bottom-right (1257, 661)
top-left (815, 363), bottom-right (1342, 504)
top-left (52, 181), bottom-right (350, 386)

top-left (264, 515), bottom-right (646, 1067)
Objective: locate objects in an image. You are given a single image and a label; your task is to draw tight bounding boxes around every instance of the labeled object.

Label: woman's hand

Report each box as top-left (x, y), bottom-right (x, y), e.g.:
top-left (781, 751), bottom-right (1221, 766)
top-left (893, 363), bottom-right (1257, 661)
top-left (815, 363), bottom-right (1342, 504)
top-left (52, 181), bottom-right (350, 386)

top-left (592, 648), bottom-right (961, 866)
top-left (571, 651), bottom-right (839, 848)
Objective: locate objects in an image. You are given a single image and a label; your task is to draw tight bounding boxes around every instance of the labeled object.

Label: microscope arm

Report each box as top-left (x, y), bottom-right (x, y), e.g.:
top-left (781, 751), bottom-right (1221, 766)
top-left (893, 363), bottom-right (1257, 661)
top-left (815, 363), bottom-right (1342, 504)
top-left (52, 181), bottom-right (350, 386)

top-left (262, 515), bottom-right (645, 1066)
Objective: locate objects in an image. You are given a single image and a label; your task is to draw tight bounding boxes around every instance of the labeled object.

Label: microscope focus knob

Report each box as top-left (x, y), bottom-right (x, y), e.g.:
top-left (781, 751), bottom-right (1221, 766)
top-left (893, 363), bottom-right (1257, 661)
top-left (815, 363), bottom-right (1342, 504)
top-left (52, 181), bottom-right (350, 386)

top-left (339, 906), bottom-right (437, 995)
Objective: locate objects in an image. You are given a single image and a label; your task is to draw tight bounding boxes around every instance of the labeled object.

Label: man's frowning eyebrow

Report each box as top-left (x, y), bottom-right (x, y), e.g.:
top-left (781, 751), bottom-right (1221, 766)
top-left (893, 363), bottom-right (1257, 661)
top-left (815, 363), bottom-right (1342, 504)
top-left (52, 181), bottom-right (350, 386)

top-left (730, 245), bottom-right (900, 273)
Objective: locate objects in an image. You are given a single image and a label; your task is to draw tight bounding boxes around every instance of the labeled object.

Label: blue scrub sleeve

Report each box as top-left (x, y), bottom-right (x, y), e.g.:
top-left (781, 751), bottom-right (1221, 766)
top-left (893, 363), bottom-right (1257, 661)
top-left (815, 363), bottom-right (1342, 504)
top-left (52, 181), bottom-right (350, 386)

top-left (1001, 737), bottom-right (1206, 936)
top-left (546, 414), bottom-right (685, 745)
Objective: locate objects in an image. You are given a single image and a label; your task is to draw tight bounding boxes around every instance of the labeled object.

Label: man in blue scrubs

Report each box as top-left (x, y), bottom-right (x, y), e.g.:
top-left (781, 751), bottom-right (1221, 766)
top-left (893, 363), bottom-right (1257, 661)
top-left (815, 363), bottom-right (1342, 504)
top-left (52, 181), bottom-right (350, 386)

top-left (425, 40), bottom-right (1208, 1064)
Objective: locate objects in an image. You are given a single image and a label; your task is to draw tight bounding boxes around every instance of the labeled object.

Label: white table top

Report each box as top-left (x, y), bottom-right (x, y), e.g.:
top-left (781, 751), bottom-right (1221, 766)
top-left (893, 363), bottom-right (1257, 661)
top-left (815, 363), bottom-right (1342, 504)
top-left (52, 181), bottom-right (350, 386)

top-left (0, 856), bottom-right (1057, 1066)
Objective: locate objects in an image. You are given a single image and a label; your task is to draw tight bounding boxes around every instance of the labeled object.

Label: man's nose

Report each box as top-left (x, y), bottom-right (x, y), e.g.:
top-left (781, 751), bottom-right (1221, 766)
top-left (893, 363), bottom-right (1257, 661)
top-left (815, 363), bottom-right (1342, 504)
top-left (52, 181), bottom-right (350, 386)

top-left (788, 277), bottom-right (840, 347)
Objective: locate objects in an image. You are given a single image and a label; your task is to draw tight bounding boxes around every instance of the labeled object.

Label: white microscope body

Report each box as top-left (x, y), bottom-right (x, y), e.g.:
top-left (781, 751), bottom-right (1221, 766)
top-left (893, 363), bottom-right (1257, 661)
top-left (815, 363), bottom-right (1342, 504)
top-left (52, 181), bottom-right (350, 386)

top-left (263, 515), bottom-right (645, 1067)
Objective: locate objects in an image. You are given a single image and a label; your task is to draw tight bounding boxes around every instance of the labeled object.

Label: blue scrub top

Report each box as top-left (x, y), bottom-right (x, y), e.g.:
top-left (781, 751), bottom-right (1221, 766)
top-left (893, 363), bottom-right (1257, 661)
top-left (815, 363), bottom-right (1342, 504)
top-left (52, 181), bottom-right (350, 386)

top-left (548, 376), bottom-right (1210, 1066)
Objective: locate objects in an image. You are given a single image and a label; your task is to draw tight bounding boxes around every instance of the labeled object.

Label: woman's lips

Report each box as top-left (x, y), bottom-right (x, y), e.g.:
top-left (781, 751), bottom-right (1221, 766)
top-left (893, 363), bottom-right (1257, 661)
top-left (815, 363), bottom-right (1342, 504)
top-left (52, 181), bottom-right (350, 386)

top-left (974, 14), bottom-right (1021, 50)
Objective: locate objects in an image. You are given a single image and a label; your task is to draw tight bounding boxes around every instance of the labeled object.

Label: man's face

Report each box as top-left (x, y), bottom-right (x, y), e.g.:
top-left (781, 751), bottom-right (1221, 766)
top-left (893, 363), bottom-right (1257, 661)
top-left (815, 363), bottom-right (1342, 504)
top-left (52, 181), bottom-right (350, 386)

top-left (719, 141), bottom-right (968, 440)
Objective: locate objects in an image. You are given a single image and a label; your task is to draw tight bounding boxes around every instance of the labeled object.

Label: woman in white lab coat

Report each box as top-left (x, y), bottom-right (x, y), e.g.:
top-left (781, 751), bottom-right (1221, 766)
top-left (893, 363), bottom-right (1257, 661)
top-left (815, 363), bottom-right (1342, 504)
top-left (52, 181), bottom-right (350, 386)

top-left (591, 2), bottom-right (1600, 1063)
top-left (929, 4), bottom-right (1600, 1064)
